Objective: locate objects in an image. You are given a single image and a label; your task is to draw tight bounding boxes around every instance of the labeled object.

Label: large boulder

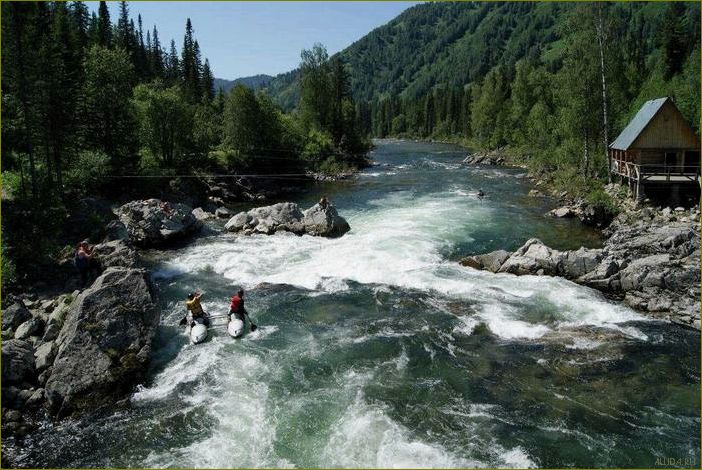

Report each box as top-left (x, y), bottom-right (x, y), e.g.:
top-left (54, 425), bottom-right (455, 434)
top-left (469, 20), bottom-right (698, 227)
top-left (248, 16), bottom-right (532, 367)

top-left (92, 239), bottom-right (139, 269)
top-left (559, 247), bottom-right (604, 279)
top-left (34, 341), bottom-right (57, 371)
top-left (44, 267), bottom-right (160, 415)
top-left (2, 302), bottom-right (32, 332)
top-left (117, 199), bottom-right (202, 247)
top-left (103, 220), bottom-right (129, 242)
top-left (14, 317), bottom-right (44, 340)
top-left (498, 239), bottom-right (563, 276)
top-left (301, 203), bottom-right (351, 237)
top-left (225, 202), bottom-right (350, 238)
top-left (2, 339), bottom-right (35, 384)
top-left (460, 250), bottom-right (511, 273)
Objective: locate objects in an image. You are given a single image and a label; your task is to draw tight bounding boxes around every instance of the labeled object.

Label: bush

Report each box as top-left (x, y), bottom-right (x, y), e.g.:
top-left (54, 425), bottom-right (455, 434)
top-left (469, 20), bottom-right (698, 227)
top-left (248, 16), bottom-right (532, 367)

top-left (0, 170), bottom-right (22, 200)
top-left (64, 150), bottom-right (111, 194)
top-left (302, 129), bottom-right (335, 165)
top-left (2, 240), bottom-right (17, 287)
top-left (586, 188), bottom-right (620, 216)
top-left (209, 149), bottom-right (253, 171)
top-left (317, 157), bottom-right (352, 175)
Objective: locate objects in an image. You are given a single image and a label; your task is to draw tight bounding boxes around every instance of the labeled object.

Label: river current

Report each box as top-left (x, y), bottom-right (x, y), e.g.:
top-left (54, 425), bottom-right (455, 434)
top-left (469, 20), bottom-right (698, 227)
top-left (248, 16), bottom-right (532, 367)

top-left (12, 140), bottom-right (700, 468)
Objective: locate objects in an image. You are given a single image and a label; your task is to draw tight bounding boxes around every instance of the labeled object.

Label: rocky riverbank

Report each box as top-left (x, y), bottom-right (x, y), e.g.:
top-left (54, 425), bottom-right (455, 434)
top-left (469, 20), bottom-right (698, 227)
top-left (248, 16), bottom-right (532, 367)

top-left (461, 204), bottom-right (701, 329)
top-left (2, 238), bottom-right (160, 440)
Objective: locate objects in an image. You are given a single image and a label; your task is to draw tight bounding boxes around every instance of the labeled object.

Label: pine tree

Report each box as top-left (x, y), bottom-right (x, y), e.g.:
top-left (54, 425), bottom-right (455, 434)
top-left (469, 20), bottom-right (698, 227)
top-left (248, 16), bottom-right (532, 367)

top-left (201, 58), bottom-right (214, 102)
top-left (151, 25), bottom-right (164, 76)
top-left (166, 39), bottom-right (180, 85)
top-left (70, 1), bottom-right (90, 52)
top-left (97, 1), bottom-right (111, 47)
top-left (660, 2), bottom-right (688, 79)
top-left (116, 1), bottom-right (130, 51)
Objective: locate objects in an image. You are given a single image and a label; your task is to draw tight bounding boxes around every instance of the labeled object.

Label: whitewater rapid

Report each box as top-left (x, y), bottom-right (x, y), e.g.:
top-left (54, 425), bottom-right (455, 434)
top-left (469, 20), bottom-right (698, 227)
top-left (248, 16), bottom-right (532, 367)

top-left (12, 141), bottom-right (696, 469)
top-left (136, 160), bottom-right (658, 467)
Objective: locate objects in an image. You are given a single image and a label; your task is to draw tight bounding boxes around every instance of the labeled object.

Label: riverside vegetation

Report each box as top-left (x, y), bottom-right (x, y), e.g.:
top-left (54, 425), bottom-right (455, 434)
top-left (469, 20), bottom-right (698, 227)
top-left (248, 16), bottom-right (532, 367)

top-left (2, 1), bottom-right (369, 290)
top-left (1, 2), bottom-right (700, 467)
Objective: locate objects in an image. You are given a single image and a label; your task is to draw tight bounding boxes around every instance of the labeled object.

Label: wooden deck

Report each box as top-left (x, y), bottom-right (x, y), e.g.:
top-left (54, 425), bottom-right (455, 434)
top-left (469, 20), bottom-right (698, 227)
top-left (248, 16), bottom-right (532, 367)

top-left (611, 159), bottom-right (700, 199)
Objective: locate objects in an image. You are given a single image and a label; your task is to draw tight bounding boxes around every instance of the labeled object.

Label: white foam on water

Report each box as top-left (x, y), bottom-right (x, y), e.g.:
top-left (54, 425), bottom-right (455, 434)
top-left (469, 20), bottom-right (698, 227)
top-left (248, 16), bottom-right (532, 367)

top-left (142, 350), bottom-right (289, 469)
top-left (132, 339), bottom-right (224, 402)
top-left (321, 393), bottom-right (481, 468)
top-left (140, 165), bottom-right (654, 467)
top-left (565, 337), bottom-right (604, 350)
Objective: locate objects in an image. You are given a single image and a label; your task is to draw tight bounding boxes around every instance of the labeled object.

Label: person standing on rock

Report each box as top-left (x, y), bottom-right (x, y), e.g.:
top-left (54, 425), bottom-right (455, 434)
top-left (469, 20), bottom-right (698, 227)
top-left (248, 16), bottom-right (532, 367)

top-left (74, 241), bottom-right (93, 287)
top-left (184, 291), bottom-right (210, 327)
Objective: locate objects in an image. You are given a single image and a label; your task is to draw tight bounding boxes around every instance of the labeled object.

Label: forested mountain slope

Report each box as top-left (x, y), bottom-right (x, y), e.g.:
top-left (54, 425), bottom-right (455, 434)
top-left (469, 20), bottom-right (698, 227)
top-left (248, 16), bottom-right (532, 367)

top-left (266, 1), bottom-right (700, 193)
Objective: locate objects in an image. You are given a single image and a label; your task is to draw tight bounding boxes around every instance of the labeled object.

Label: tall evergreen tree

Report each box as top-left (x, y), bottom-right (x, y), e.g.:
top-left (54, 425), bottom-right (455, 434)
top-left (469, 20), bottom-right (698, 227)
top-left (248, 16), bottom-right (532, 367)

top-left (201, 58), bottom-right (214, 102)
top-left (97, 1), bottom-right (111, 47)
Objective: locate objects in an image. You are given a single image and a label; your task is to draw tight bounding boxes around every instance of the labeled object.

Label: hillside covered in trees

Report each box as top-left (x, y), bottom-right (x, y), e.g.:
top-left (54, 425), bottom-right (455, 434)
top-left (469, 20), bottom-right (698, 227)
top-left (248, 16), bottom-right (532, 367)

top-left (266, 1), bottom-right (700, 194)
top-left (1, 1), bottom-right (369, 287)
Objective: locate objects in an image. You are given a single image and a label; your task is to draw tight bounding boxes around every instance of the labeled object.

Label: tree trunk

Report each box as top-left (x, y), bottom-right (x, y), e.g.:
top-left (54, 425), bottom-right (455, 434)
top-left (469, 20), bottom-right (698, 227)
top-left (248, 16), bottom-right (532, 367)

top-left (584, 132), bottom-right (590, 178)
top-left (596, 4), bottom-right (611, 183)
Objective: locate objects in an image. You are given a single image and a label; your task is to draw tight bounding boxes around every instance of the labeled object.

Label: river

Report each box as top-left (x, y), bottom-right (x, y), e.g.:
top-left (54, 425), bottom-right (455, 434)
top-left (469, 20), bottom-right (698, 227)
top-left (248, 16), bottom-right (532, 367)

top-left (13, 140), bottom-right (700, 468)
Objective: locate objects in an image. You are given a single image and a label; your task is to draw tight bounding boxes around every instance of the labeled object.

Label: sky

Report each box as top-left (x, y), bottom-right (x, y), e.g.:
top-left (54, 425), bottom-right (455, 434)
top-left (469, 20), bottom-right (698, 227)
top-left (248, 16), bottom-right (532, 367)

top-left (89, 1), bottom-right (419, 80)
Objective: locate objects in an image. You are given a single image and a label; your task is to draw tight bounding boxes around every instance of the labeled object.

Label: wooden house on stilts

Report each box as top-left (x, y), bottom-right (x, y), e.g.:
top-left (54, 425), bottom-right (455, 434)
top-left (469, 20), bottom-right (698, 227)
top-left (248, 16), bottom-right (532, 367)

top-left (609, 97), bottom-right (700, 203)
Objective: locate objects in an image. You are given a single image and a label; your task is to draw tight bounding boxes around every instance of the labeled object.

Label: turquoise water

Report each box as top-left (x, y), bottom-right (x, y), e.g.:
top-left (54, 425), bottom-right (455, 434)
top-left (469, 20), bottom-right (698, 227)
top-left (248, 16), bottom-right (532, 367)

top-left (10, 140), bottom-right (700, 468)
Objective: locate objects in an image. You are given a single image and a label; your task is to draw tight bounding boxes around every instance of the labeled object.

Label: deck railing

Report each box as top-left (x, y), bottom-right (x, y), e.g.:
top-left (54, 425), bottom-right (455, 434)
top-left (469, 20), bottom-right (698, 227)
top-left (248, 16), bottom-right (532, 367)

top-left (611, 160), bottom-right (700, 182)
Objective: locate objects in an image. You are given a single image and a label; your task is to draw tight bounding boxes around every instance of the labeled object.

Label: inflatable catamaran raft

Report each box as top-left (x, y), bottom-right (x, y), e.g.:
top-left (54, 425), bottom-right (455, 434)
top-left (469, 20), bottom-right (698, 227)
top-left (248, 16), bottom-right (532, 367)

top-left (186, 314), bottom-right (249, 344)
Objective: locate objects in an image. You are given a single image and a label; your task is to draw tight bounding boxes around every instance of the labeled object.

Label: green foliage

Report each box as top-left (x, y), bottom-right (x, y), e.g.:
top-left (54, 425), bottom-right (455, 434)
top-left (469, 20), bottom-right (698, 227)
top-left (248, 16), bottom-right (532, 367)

top-left (2, 226), bottom-right (18, 288)
top-left (81, 45), bottom-right (138, 171)
top-left (63, 150), bottom-right (111, 194)
top-left (132, 81), bottom-right (193, 167)
top-left (317, 157), bottom-right (352, 176)
top-left (586, 188), bottom-right (620, 218)
top-left (302, 129), bottom-right (335, 165)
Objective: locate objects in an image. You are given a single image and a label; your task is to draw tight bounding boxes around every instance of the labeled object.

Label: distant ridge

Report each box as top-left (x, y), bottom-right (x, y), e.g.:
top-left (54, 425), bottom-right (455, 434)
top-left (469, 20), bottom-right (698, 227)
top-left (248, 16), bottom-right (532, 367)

top-left (213, 74), bottom-right (274, 93)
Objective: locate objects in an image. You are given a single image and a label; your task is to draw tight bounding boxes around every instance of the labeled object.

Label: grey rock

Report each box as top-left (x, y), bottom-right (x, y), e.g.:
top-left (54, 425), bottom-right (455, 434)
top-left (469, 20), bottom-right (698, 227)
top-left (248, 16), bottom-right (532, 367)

top-left (459, 256), bottom-right (483, 270)
top-left (192, 207), bottom-right (213, 221)
top-left (117, 199), bottom-right (202, 247)
top-left (476, 250), bottom-right (511, 272)
top-left (550, 206), bottom-right (576, 218)
top-left (226, 202), bottom-right (350, 238)
top-left (34, 341), bottom-right (57, 371)
top-left (104, 219), bottom-right (129, 242)
top-left (215, 207), bottom-right (232, 219)
top-left (25, 388), bottom-right (44, 408)
top-left (2, 302), bottom-right (32, 331)
top-left (2, 339), bottom-right (35, 384)
top-left (42, 322), bottom-right (62, 343)
top-left (91, 239), bottom-right (139, 269)
top-left (4, 410), bottom-right (22, 422)
top-left (302, 203), bottom-right (351, 237)
top-left (560, 248), bottom-right (603, 279)
top-left (37, 367), bottom-right (52, 387)
top-left (45, 267), bottom-right (160, 415)
top-left (14, 317), bottom-right (44, 340)
top-left (225, 211), bottom-right (253, 231)
top-left (498, 239), bottom-right (562, 276)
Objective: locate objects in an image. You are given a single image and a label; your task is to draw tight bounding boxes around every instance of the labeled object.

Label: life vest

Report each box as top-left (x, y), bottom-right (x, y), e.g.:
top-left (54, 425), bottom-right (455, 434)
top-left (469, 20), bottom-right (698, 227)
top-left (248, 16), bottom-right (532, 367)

top-left (230, 295), bottom-right (243, 313)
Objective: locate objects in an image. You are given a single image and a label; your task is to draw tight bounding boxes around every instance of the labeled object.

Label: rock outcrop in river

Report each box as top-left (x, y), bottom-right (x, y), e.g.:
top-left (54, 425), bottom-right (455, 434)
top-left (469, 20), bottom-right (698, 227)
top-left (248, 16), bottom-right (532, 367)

top-left (461, 206), bottom-right (701, 329)
top-left (45, 267), bottom-right (160, 416)
top-left (225, 201), bottom-right (350, 238)
top-left (117, 199), bottom-right (201, 246)
top-left (1, 237), bottom-right (160, 437)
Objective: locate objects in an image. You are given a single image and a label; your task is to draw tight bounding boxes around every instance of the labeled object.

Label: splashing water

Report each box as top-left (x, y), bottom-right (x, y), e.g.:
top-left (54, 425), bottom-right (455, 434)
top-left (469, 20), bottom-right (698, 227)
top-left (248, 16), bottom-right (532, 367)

top-left (10, 140), bottom-right (699, 468)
